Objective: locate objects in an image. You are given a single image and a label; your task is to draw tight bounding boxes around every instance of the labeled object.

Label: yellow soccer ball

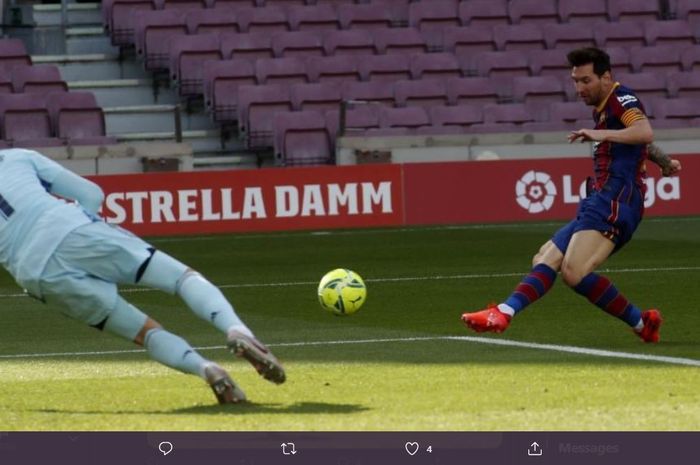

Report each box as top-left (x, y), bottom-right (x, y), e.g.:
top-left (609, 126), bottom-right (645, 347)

top-left (317, 268), bottom-right (367, 316)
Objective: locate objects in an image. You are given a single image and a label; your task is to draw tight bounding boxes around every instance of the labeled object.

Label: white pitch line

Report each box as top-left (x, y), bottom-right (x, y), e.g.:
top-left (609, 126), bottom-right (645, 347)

top-left (0, 335), bottom-right (698, 368)
top-left (1, 265), bottom-right (699, 299)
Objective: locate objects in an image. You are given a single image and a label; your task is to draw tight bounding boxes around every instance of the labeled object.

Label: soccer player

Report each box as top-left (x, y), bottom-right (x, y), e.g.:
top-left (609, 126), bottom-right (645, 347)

top-left (461, 47), bottom-right (682, 343)
top-left (0, 148), bottom-right (285, 404)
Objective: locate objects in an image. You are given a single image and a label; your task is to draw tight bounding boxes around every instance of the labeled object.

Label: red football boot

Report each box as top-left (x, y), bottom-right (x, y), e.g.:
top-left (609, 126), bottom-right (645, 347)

top-left (636, 309), bottom-right (662, 343)
top-left (461, 305), bottom-right (511, 333)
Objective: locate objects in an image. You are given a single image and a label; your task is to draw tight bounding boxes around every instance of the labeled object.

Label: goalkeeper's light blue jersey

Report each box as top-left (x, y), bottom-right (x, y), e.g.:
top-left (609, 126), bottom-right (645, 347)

top-left (0, 148), bottom-right (104, 296)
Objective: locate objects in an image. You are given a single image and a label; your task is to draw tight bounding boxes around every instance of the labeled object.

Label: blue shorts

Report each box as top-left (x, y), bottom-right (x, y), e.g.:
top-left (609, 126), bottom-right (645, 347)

top-left (552, 179), bottom-right (644, 255)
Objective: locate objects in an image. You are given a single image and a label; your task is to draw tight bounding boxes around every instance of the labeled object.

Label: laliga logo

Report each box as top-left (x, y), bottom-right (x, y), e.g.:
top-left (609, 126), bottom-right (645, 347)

top-left (516, 170), bottom-right (557, 213)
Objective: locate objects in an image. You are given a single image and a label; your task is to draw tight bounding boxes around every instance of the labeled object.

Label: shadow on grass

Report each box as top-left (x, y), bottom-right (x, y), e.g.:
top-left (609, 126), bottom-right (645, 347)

top-left (34, 401), bottom-right (369, 416)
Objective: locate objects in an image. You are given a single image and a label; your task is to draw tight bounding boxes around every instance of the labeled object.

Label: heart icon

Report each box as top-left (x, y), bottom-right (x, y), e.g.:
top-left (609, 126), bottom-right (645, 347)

top-left (405, 442), bottom-right (419, 456)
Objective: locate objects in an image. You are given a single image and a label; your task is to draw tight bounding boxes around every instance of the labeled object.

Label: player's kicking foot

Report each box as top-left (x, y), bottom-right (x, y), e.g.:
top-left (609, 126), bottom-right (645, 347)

top-left (461, 305), bottom-right (511, 333)
top-left (636, 309), bottom-right (662, 343)
top-left (204, 363), bottom-right (247, 404)
top-left (227, 330), bottom-right (286, 384)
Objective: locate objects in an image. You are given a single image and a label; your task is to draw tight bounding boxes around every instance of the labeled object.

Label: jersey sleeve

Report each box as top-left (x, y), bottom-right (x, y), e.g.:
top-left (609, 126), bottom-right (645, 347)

top-left (613, 89), bottom-right (647, 128)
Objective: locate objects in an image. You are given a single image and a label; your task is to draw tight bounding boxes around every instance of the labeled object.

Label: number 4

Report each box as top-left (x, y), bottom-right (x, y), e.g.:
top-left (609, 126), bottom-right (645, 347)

top-left (426, 446), bottom-right (433, 453)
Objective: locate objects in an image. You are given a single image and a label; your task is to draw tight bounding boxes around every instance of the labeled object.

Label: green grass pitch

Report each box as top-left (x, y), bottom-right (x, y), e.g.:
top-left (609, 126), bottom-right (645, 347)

top-left (1, 217), bottom-right (699, 431)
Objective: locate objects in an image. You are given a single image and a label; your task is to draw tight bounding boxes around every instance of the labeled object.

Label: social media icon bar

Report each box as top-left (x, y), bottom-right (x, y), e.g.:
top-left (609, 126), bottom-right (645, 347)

top-left (404, 442), bottom-right (419, 456)
top-left (281, 442), bottom-right (298, 456)
top-left (527, 441), bottom-right (543, 457)
top-left (158, 441), bottom-right (173, 456)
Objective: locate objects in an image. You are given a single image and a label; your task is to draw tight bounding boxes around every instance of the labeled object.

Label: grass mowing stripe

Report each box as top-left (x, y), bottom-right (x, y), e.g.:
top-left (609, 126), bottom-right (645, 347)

top-left (2, 336), bottom-right (698, 367)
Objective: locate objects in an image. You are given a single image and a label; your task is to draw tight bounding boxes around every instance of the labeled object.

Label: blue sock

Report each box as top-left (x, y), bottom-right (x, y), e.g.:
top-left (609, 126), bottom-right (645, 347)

top-left (144, 328), bottom-right (209, 378)
top-left (504, 263), bottom-right (557, 314)
top-left (574, 273), bottom-right (642, 327)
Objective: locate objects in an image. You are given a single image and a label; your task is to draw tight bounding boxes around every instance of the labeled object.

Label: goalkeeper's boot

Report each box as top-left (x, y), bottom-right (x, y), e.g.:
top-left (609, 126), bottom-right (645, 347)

top-left (204, 363), bottom-right (246, 404)
top-left (636, 309), bottom-right (662, 343)
top-left (227, 330), bottom-right (286, 384)
top-left (461, 305), bottom-right (511, 333)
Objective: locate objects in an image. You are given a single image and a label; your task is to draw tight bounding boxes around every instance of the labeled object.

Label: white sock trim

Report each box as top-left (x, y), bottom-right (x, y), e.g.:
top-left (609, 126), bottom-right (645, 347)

top-left (497, 303), bottom-right (515, 317)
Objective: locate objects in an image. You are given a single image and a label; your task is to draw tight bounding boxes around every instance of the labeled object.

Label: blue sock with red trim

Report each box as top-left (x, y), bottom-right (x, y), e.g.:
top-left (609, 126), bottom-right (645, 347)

top-left (502, 263), bottom-right (557, 315)
top-left (573, 272), bottom-right (642, 327)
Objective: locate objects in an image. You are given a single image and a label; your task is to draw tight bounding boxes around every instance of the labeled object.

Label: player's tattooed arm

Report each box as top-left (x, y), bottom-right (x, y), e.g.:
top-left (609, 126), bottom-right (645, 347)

top-left (647, 143), bottom-right (682, 176)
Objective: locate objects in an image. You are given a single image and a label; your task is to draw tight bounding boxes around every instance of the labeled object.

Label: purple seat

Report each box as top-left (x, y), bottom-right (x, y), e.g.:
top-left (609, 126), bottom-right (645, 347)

top-left (341, 81), bottom-right (395, 107)
top-left (290, 82), bottom-right (342, 112)
top-left (203, 59), bottom-right (257, 122)
top-left (326, 104), bottom-right (381, 138)
top-left (410, 53), bottom-right (461, 79)
top-left (274, 110), bottom-right (332, 166)
top-left (169, 33), bottom-right (222, 96)
top-left (211, 0), bottom-right (256, 6)
top-left (221, 32), bottom-right (274, 61)
top-left (307, 55), bottom-right (361, 83)
top-left (0, 94), bottom-right (61, 147)
top-left (358, 54), bottom-right (411, 82)
top-left (372, 28), bottom-right (428, 55)
top-left (0, 69), bottom-right (12, 94)
top-left (528, 49), bottom-right (572, 77)
top-left (558, 0), bottom-right (609, 24)
top-left (379, 106), bottom-right (430, 130)
top-left (458, 0), bottom-right (509, 28)
top-left (265, 0), bottom-right (305, 7)
top-left (110, 0), bottom-right (157, 47)
top-left (494, 24), bottom-right (546, 51)
top-left (508, 0), bottom-right (558, 25)
top-left (238, 6), bottom-right (290, 34)
top-left (45, 92), bottom-right (114, 146)
top-left (0, 38), bottom-right (32, 71)
top-left (681, 46), bottom-right (700, 71)
top-left (468, 51), bottom-right (530, 78)
top-left (616, 72), bottom-right (668, 100)
top-left (394, 79), bottom-right (449, 108)
top-left (630, 45), bottom-right (683, 73)
top-left (447, 77), bottom-right (500, 105)
top-left (429, 104), bottom-right (482, 130)
top-left (161, 0), bottom-right (208, 10)
top-left (608, 0), bottom-right (661, 22)
top-left (409, 0), bottom-right (459, 30)
top-left (288, 4), bottom-right (341, 32)
top-left (644, 20), bottom-right (696, 46)
top-left (136, 10), bottom-right (189, 71)
top-left (593, 21), bottom-right (646, 49)
top-left (272, 31), bottom-right (325, 58)
top-left (675, 0), bottom-right (700, 24)
top-left (667, 71), bottom-right (700, 97)
top-left (442, 26), bottom-right (496, 55)
top-left (237, 84), bottom-right (293, 147)
top-left (607, 47), bottom-right (633, 74)
top-left (338, 3), bottom-right (396, 30)
top-left (548, 101), bottom-right (592, 125)
top-left (512, 76), bottom-right (566, 103)
top-left (186, 7), bottom-right (239, 35)
top-left (542, 23), bottom-right (596, 50)
top-left (482, 102), bottom-right (541, 125)
top-left (324, 30), bottom-right (376, 56)
top-left (651, 98), bottom-right (700, 122)
top-left (12, 65), bottom-right (67, 94)
top-left (256, 57), bottom-right (310, 85)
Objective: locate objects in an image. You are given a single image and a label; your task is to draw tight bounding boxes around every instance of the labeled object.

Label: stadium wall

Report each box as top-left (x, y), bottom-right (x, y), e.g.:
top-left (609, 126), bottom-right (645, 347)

top-left (89, 155), bottom-right (698, 237)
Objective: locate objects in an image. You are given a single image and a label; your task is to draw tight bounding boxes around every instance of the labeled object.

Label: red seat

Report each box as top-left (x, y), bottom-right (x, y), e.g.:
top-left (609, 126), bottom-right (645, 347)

top-left (203, 59), bottom-right (257, 122)
top-left (274, 110), bottom-right (333, 166)
top-left (46, 92), bottom-right (114, 146)
top-left (12, 65), bottom-right (67, 94)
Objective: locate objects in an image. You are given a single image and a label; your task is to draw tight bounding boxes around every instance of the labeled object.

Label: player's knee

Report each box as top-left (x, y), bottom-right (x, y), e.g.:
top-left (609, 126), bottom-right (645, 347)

top-left (560, 263), bottom-right (583, 288)
top-left (135, 318), bottom-right (163, 346)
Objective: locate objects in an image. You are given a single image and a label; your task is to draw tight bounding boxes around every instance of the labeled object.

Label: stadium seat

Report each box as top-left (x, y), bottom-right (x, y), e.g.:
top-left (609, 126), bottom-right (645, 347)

top-left (338, 3), bottom-right (396, 30)
top-left (288, 4), bottom-right (341, 32)
top-left (237, 83), bottom-right (293, 147)
top-left (212, 0), bottom-right (256, 7)
top-left (394, 78), bottom-right (449, 108)
top-left (512, 75), bottom-right (566, 104)
top-left (272, 31), bottom-right (325, 58)
top-left (558, 0), bottom-right (609, 24)
top-left (203, 58), bottom-right (257, 122)
top-left (494, 24), bottom-right (547, 51)
top-left (256, 57), bottom-right (310, 85)
top-left (0, 38), bottom-right (32, 71)
top-left (109, 0), bottom-right (157, 47)
top-left (325, 104), bottom-right (381, 138)
top-left (608, 0), bottom-right (662, 22)
top-left (593, 21), bottom-right (646, 49)
top-left (606, 47), bottom-right (633, 73)
top-left (548, 101), bottom-right (592, 126)
top-left (323, 30), bottom-right (377, 56)
top-left (482, 102), bottom-right (541, 125)
top-left (508, 0), bottom-right (558, 25)
top-left (680, 46), bottom-right (700, 70)
top-left (373, 28), bottom-right (428, 55)
top-left (290, 82), bottom-right (342, 112)
top-left (238, 6), bottom-right (290, 34)
top-left (221, 32), bottom-right (274, 61)
top-left (675, 0), bottom-right (700, 24)
top-left (169, 33), bottom-right (222, 96)
top-left (467, 51), bottom-right (530, 78)
top-left (136, 10), bottom-right (189, 71)
top-left (644, 20), bottom-right (697, 46)
top-left (0, 70), bottom-right (12, 94)
top-left (528, 49), bottom-right (572, 76)
top-left (265, 0), bottom-right (305, 8)
top-left (447, 77), bottom-right (501, 105)
top-left (186, 7), bottom-right (239, 35)
top-left (341, 81), bottom-right (396, 107)
top-left (45, 92), bottom-right (114, 146)
top-left (429, 104), bottom-right (482, 130)
top-left (668, 71), bottom-right (700, 97)
top-left (441, 26), bottom-right (497, 55)
top-left (542, 23), bottom-right (596, 49)
top-left (0, 94), bottom-right (61, 147)
top-left (410, 53), bottom-right (461, 80)
top-left (161, 0), bottom-right (208, 10)
top-left (630, 45), bottom-right (683, 73)
top-left (379, 106), bottom-right (430, 131)
top-left (616, 72), bottom-right (669, 100)
top-left (409, 0), bottom-right (460, 30)
top-left (458, 0), bottom-right (509, 28)
top-left (358, 54), bottom-right (411, 82)
top-left (273, 110), bottom-right (333, 166)
top-left (307, 55), bottom-right (362, 83)
top-left (12, 65), bottom-right (67, 94)
top-left (650, 97), bottom-right (700, 122)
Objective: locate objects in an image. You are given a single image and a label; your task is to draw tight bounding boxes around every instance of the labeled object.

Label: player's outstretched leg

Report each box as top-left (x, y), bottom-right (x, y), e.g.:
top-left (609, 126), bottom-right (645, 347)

top-left (139, 251), bottom-right (286, 382)
top-left (573, 272), bottom-right (662, 343)
top-left (461, 263), bottom-right (557, 333)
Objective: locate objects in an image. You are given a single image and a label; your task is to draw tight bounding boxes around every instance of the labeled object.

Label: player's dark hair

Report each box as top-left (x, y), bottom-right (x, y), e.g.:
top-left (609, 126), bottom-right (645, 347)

top-left (567, 47), bottom-right (611, 77)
